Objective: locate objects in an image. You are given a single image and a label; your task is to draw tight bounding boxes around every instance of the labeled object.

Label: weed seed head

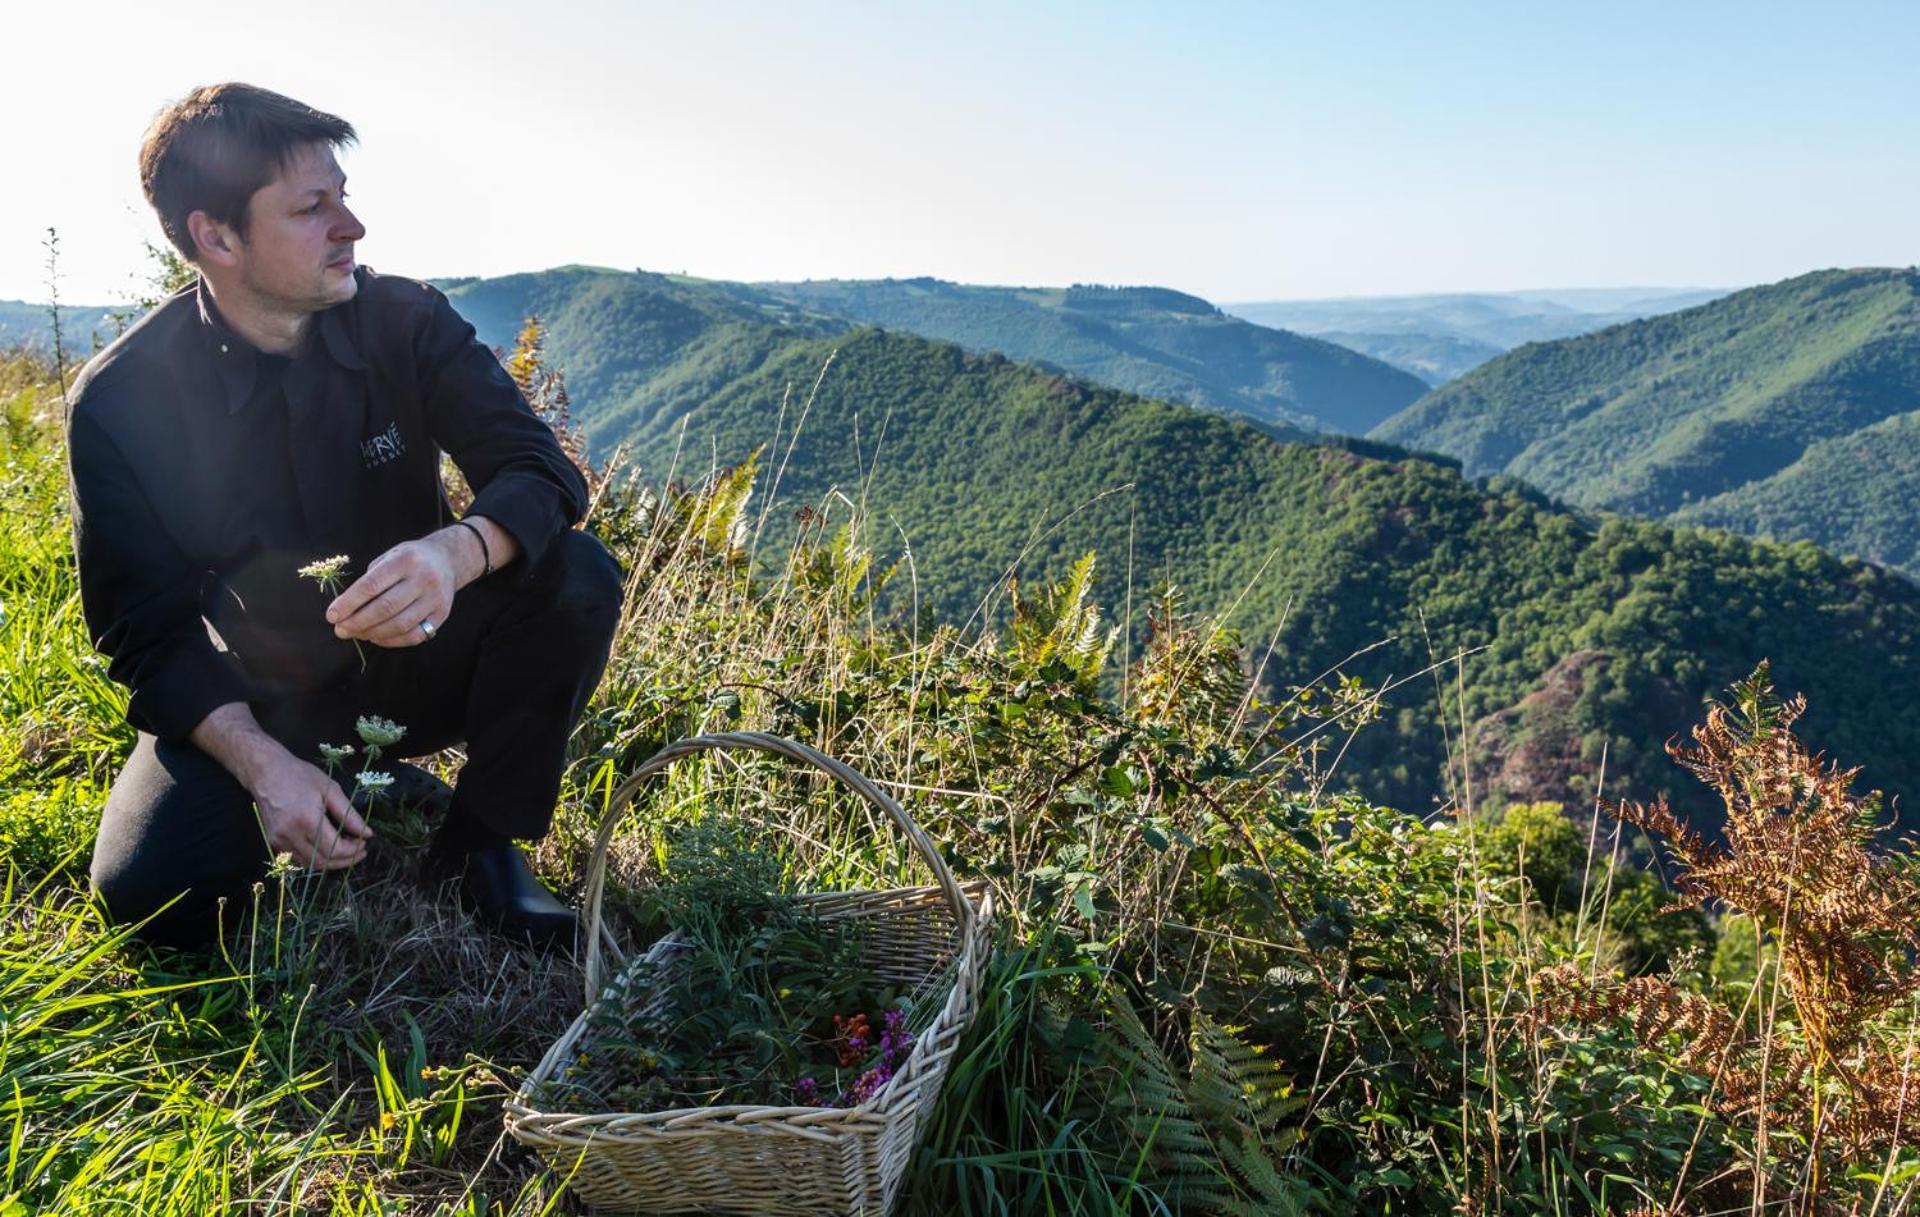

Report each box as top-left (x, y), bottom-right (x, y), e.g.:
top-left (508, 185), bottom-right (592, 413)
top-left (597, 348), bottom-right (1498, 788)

top-left (355, 716), bottom-right (407, 747)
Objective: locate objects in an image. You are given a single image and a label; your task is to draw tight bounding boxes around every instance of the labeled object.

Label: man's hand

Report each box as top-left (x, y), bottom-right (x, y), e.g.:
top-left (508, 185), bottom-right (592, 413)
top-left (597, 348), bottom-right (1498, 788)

top-left (326, 537), bottom-right (460, 648)
top-left (247, 751), bottom-right (372, 870)
top-left (192, 701), bottom-right (374, 871)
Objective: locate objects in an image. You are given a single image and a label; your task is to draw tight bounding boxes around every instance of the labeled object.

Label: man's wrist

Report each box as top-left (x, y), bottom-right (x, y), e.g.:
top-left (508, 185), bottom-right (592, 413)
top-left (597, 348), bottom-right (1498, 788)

top-left (453, 518), bottom-right (493, 577)
top-left (190, 701), bottom-right (293, 794)
top-left (429, 524), bottom-right (486, 588)
top-left (432, 515), bottom-right (518, 589)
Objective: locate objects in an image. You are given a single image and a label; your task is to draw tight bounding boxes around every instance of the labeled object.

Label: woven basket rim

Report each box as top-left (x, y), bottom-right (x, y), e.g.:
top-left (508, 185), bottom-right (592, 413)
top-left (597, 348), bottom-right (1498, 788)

top-left (508, 886), bottom-right (994, 1130)
top-left (576, 732), bottom-right (980, 1006)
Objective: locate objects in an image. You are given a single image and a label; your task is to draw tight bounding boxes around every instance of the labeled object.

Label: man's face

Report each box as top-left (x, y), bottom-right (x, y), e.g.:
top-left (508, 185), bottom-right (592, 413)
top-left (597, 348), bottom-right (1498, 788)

top-left (225, 141), bottom-right (365, 312)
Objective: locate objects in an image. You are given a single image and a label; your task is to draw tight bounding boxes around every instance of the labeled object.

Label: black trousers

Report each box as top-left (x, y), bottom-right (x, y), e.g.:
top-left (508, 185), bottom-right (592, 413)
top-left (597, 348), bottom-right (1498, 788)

top-left (89, 528), bottom-right (625, 947)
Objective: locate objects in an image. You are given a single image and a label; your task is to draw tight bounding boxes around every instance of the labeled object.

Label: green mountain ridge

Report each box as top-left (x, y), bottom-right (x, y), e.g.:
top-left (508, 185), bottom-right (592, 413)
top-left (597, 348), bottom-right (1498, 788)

top-left (542, 306), bottom-right (1920, 825)
top-left (736, 275), bottom-right (1429, 433)
top-left (1371, 268), bottom-right (1920, 576)
top-left (1673, 410), bottom-right (1920, 573)
top-left (438, 265), bottom-right (845, 449)
top-left (438, 266), bottom-right (1423, 440)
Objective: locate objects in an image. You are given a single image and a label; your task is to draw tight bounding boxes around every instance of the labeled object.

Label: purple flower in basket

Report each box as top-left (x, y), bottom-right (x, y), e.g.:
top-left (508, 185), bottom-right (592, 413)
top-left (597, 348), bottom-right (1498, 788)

top-left (878, 1009), bottom-right (912, 1059)
top-left (795, 1076), bottom-right (821, 1105)
top-left (849, 1065), bottom-right (888, 1105)
top-left (840, 1011), bottom-right (917, 1105)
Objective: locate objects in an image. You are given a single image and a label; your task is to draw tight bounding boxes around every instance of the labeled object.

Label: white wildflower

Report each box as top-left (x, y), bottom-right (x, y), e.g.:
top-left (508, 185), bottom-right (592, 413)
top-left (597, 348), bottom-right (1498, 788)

top-left (355, 715), bottom-right (407, 747)
top-left (296, 554), bottom-right (351, 586)
top-left (298, 554), bottom-right (366, 670)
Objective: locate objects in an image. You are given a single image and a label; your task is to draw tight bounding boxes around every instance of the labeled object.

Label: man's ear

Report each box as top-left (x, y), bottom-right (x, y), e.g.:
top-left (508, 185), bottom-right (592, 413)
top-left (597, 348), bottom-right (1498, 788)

top-left (186, 209), bottom-right (241, 269)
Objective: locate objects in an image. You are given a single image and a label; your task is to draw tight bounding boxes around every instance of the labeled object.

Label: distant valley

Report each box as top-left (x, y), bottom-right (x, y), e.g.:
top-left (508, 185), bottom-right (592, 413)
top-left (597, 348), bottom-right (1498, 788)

top-left (0, 301), bottom-right (120, 358)
top-left (1226, 286), bottom-right (1731, 383)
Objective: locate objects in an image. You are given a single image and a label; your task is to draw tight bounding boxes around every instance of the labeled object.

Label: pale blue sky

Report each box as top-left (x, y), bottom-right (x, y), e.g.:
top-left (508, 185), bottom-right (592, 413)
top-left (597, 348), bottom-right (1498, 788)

top-left (4, 0), bottom-right (1915, 305)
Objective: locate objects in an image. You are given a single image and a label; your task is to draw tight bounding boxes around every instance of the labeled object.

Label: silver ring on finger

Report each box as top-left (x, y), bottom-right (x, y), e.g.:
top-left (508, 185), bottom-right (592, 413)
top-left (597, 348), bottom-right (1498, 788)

top-left (419, 618), bottom-right (437, 640)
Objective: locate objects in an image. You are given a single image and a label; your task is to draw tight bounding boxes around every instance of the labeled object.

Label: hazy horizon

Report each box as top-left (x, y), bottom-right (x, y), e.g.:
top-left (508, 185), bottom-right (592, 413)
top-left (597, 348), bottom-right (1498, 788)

top-left (5, 260), bottom-right (1753, 311)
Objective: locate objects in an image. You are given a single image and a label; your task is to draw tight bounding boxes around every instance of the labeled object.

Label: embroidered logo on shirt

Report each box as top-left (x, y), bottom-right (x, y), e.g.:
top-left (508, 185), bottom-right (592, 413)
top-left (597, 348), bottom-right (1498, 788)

top-left (360, 421), bottom-right (406, 468)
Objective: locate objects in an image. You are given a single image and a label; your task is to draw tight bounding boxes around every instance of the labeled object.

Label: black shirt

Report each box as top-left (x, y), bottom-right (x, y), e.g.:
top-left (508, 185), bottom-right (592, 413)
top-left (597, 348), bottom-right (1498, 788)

top-left (65, 266), bottom-right (589, 743)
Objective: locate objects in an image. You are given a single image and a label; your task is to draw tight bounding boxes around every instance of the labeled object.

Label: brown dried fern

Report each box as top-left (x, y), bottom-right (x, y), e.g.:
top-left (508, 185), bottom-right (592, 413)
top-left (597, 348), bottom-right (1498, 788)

top-left (1535, 662), bottom-right (1920, 1176)
top-left (1534, 962), bottom-right (1783, 1121)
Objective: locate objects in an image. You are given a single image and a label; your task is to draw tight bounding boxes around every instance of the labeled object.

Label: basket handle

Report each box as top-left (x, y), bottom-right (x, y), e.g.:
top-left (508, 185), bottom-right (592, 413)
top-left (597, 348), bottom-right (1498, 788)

top-left (578, 731), bottom-right (978, 1006)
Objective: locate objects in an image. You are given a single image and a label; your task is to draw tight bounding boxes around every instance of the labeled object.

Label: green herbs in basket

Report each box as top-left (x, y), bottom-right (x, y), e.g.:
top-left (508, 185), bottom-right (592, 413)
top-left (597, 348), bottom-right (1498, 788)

top-left (538, 818), bottom-right (928, 1112)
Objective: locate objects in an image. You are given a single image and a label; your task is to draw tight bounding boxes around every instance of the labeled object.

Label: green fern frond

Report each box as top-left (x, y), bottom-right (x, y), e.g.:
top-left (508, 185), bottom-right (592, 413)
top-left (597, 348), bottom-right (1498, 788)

top-left (1050, 991), bottom-right (1312, 1213)
top-left (1010, 550), bottom-right (1120, 688)
top-left (683, 449), bottom-right (762, 557)
top-left (1218, 1134), bottom-right (1313, 1217)
top-left (1096, 994), bottom-right (1219, 1164)
top-left (1189, 1011), bottom-right (1304, 1138)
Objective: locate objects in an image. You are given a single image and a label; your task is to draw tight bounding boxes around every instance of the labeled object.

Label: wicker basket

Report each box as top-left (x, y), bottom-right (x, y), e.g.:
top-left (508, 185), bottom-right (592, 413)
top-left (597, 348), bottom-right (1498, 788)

top-left (505, 731), bottom-right (992, 1216)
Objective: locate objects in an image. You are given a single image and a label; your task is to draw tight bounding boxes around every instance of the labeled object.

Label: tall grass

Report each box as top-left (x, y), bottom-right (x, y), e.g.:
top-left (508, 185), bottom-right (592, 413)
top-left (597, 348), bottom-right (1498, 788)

top-left (7, 338), bottom-right (1920, 1214)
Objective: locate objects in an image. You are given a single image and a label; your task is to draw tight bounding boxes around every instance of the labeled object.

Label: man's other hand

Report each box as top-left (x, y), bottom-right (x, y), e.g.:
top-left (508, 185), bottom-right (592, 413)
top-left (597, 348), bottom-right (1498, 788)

top-left (326, 538), bottom-right (459, 647)
top-left (249, 753), bottom-right (371, 870)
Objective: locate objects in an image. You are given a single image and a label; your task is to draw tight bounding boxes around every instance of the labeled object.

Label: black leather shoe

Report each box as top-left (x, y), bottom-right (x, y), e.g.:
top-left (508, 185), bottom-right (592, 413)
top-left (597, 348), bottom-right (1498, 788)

top-left (423, 841), bottom-right (578, 952)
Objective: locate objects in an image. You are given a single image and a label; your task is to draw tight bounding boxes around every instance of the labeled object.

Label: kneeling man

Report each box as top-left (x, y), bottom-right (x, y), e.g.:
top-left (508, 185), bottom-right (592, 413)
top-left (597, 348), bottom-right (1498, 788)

top-left (68, 82), bottom-right (623, 950)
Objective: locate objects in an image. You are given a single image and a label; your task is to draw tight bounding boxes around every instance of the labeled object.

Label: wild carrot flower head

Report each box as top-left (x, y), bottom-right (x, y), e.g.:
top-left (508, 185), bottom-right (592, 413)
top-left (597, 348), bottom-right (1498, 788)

top-left (297, 554), bottom-right (351, 584)
top-left (355, 770), bottom-right (395, 792)
top-left (300, 556), bottom-right (366, 670)
top-left (317, 743), bottom-right (355, 764)
top-left (355, 715), bottom-right (407, 747)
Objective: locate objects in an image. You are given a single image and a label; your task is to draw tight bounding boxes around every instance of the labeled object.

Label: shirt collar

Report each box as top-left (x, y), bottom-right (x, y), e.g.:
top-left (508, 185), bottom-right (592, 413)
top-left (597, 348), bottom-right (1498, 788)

top-left (318, 291), bottom-right (369, 373)
top-left (195, 274), bottom-right (368, 416)
top-left (195, 284), bottom-right (257, 417)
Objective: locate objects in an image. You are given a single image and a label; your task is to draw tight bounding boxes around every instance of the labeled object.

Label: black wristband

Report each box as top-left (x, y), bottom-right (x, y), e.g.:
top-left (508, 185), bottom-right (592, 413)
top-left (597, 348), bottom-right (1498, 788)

top-left (454, 518), bottom-right (493, 576)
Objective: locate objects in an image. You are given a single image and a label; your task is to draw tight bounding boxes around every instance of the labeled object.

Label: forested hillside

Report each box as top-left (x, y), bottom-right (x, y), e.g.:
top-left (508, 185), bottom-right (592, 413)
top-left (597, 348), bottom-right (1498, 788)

top-left (742, 276), bottom-right (1428, 432)
top-left (1373, 268), bottom-right (1920, 575)
top-left (598, 323), bottom-right (1920, 824)
top-left (436, 265), bottom-right (842, 447)
top-left (440, 267), bottom-right (1420, 437)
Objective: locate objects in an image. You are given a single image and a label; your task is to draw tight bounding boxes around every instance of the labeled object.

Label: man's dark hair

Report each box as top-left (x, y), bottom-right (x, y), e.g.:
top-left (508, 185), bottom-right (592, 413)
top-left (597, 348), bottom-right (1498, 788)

top-left (139, 83), bottom-right (358, 263)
